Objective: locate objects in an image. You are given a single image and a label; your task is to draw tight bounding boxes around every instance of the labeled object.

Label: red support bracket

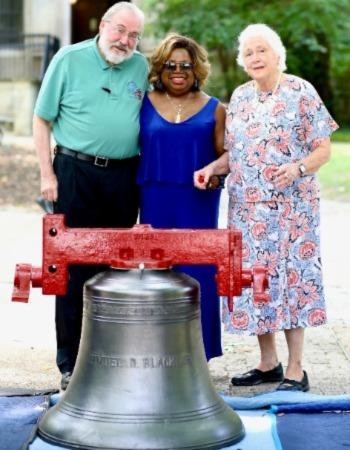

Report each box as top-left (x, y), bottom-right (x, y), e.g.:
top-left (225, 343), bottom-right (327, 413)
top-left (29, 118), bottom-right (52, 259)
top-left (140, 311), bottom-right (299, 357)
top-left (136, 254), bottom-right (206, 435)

top-left (12, 214), bottom-right (269, 310)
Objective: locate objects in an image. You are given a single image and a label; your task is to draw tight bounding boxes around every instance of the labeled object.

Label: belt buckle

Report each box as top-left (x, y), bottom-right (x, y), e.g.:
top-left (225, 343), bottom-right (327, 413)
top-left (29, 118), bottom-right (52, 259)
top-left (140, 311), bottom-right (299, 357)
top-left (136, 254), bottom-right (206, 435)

top-left (94, 156), bottom-right (109, 167)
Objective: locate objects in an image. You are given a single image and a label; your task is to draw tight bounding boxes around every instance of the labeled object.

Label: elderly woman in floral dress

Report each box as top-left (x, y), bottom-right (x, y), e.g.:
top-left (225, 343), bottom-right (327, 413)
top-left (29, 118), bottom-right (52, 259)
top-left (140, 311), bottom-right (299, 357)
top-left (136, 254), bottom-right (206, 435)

top-left (194, 23), bottom-right (338, 391)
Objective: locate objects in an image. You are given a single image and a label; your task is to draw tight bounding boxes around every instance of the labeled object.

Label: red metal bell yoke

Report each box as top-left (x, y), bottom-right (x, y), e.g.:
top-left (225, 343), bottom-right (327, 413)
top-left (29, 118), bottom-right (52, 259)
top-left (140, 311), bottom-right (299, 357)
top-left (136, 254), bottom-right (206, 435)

top-left (12, 214), bottom-right (269, 310)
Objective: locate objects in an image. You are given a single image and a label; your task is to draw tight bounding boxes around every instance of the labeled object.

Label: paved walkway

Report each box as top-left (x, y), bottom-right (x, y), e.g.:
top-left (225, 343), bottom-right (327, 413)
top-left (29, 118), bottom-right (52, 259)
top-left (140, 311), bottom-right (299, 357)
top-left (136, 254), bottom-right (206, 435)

top-left (1, 196), bottom-right (349, 396)
top-left (0, 130), bottom-right (349, 396)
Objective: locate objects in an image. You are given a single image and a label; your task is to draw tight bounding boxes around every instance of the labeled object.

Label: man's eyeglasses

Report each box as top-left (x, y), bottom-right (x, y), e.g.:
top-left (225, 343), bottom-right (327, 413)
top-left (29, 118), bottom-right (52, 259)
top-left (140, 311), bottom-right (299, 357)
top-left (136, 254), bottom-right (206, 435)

top-left (163, 61), bottom-right (194, 72)
top-left (105, 22), bottom-right (141, 43)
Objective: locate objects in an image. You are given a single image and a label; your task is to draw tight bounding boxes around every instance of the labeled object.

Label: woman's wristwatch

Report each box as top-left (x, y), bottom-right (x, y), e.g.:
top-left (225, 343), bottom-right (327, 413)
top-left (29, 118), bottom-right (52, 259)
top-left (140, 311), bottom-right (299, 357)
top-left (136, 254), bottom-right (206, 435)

top-left (298, 163), bottom-right (307, 177)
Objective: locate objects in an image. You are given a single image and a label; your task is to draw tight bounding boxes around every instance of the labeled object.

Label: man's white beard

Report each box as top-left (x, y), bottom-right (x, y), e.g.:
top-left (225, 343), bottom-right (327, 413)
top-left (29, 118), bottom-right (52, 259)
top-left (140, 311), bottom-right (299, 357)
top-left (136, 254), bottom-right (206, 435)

top-left (98, 35), bottom-right (134, 65)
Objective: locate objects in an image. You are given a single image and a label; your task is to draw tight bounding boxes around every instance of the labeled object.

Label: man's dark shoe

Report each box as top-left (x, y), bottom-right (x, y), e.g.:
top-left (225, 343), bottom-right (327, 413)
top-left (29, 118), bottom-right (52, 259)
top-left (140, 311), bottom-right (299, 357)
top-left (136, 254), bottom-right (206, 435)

top-left (231, 363), bottom-right (284, 386)
top-left (61, 371), bottom-right (72, 391)
top-left (277, 370), bottom-right (310, 392)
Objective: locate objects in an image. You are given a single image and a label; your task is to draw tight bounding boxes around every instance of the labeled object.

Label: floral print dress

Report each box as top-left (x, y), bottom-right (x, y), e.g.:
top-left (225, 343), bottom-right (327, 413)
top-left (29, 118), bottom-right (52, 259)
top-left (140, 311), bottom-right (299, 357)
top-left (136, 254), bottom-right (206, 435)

top-left (222, 74), bottom-right (338, 335)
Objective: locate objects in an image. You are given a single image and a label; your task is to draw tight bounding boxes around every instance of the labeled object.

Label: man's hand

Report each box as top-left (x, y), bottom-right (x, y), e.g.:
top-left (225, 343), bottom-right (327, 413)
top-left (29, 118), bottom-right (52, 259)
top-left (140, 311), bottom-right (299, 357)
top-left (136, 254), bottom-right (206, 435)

top-left (41, 172), bottom-right (58, 202)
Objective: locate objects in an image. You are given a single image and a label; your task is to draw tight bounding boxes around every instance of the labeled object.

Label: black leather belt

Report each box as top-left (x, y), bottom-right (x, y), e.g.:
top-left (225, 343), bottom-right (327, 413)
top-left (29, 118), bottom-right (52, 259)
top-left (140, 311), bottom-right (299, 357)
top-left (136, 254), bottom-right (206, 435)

top-left (54, 146), bottom-right (138, 168)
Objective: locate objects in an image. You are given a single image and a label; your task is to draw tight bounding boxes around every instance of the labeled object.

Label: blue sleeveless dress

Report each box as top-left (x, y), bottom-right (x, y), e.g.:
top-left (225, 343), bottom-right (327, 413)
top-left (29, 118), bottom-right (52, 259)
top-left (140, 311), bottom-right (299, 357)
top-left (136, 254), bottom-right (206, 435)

top-left (137, 94), bottom-right (222, 360)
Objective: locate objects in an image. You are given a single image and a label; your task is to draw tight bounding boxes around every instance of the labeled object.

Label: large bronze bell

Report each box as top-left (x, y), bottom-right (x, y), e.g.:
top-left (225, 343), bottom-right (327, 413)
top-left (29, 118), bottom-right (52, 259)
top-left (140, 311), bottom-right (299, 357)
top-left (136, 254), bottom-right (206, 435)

top-left (38, 267), bottom-right (245, 449)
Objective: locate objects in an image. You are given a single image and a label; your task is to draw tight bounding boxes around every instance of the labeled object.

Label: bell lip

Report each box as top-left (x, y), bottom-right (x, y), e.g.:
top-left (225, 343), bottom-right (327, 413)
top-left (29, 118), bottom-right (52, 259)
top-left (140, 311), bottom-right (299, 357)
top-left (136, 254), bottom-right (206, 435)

top-left (37, 411), bottom-right (245, 450)
top-left (37, 430), bottom-right (246, 450)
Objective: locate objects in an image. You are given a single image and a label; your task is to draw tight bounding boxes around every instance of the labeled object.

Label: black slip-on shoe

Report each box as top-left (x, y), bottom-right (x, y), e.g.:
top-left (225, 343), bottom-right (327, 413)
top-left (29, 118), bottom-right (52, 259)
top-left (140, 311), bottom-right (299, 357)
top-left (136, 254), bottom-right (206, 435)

top-left (277, 370), bottom-right (310, 392)
top-left (231, 362), bottom-right (284, 386)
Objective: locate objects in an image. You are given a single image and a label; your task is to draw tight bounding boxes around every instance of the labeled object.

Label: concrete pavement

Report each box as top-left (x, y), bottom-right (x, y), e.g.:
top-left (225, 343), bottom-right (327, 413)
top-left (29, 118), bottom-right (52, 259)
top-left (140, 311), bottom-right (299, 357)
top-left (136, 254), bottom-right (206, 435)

top-left (0, 134), bottom-right (349, 397)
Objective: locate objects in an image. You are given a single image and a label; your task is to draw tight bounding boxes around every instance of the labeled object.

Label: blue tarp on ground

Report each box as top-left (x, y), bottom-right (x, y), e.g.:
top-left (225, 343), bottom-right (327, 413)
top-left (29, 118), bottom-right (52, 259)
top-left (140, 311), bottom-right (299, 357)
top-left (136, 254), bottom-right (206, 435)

top-left (276, 411), bottom-right (350, 450)
top-left (222, 390), bottom-right (350, 411)
top-left (1, 391), bottom-right (350, 450)
top-left (0, 394), bottom-right (50, 450)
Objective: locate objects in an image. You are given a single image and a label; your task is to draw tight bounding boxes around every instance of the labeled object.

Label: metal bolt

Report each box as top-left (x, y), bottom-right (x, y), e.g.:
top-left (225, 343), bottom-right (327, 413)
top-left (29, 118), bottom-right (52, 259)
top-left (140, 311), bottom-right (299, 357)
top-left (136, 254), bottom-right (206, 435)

top-left (49, 228), bottom-right (57, 236)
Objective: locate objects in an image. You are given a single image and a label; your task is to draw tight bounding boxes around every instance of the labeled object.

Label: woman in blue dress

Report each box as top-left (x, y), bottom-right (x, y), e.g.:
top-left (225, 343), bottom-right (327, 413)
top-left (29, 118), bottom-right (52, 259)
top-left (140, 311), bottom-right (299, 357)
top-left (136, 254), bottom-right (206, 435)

top-left (137, 33), bottom-right (226, 360)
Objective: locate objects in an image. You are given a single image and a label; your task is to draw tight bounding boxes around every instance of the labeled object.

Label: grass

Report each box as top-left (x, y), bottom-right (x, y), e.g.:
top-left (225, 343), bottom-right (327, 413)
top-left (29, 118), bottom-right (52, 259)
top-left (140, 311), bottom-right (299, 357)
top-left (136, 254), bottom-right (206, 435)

top-left (331, 127), bottom-right (350, 142)
top-left (318, 142), bottom-right (350, 201)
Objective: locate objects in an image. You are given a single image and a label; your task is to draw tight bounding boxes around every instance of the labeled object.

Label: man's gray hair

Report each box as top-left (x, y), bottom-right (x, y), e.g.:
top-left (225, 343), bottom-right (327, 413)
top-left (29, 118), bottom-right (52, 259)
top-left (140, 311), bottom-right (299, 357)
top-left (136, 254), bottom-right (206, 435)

top-left (102, 2), bottom-right (145, 29)
top-left (236, 23), bottom-right (287, 72)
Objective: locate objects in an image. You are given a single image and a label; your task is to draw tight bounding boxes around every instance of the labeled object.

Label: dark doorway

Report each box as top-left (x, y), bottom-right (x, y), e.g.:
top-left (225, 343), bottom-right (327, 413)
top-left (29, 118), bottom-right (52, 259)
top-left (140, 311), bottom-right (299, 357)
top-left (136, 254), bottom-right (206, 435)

top-left (71, 0), bottom-right (129, 44)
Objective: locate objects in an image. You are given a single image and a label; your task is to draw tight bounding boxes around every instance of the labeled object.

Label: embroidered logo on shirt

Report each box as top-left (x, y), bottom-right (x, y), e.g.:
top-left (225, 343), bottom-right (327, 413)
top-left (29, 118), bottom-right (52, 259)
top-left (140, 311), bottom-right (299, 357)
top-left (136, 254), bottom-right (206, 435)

top-left (127, 81), bottom-right (143, 100)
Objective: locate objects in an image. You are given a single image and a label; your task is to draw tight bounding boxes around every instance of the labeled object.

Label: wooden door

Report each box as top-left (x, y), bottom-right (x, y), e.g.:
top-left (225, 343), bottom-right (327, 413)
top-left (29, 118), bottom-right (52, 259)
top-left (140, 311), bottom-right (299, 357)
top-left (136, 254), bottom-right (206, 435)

top-left (71, 0), bottom-right (127, 44)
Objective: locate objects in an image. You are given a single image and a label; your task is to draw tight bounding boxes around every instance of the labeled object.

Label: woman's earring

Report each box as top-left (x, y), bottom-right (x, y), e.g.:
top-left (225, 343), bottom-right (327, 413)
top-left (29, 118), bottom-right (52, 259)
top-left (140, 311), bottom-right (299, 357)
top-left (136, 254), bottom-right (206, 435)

top-left (154, 79), bottom-right (165, 91)
top-left (192, 79), bottom-right (200, 91)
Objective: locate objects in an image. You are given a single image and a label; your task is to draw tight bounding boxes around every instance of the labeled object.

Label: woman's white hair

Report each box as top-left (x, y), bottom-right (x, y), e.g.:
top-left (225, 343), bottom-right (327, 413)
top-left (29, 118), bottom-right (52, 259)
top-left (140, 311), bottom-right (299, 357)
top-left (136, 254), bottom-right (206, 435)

top-left (236, 24), bottom-right (287, 72)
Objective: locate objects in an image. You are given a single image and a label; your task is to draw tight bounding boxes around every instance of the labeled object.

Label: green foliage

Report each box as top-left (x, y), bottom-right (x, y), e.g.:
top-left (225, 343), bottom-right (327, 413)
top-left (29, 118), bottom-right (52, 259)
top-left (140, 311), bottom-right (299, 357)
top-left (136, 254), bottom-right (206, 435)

top-left (142, 0), bottom-right (350, 121)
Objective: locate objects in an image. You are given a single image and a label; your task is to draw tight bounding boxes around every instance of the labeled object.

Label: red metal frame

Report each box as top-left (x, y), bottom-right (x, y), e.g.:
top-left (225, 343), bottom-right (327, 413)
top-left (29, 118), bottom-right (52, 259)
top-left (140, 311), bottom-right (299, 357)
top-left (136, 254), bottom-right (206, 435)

top-left (12, 214), bottom-right (269, 311)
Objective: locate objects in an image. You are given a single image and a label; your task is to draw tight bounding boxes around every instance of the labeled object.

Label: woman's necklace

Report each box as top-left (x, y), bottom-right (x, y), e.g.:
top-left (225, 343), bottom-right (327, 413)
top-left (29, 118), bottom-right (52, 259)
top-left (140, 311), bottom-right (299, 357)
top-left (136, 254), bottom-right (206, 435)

top-left (254, 72), bottom-right (282, 106)
top-left (165, 92), bottom-right (190, 123)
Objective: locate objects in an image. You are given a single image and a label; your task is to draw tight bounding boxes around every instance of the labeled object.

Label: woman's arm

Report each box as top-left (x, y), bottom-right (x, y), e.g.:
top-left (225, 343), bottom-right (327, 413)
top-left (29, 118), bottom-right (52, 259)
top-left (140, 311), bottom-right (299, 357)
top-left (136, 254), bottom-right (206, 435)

top-left (214, 102), bottom-right (226, 157)
top-left (273, 137), bottom-right (331, 190)
top-left (194, 151), bottom-right (229, 190)
top-left (299, 137), bottom-right (331, 173)
top-left (193, 101), bottom-right (228, 189)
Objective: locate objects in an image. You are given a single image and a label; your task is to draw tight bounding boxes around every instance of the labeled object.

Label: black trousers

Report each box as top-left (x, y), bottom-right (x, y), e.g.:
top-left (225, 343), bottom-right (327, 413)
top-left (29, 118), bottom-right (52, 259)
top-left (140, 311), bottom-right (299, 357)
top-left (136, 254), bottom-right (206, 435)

top-left (53, 152), bottom-right (139, 374)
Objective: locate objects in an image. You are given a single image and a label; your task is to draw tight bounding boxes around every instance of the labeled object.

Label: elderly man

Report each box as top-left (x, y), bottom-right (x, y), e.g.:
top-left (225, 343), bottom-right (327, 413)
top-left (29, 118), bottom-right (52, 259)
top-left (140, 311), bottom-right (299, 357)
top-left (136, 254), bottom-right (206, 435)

top-left (33, 2), bottom-right (148, 390)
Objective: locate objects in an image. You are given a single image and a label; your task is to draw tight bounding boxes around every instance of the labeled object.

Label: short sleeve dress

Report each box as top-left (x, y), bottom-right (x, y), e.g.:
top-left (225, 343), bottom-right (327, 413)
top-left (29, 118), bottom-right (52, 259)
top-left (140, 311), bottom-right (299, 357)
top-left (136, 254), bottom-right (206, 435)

top-left (222, 74), bottom-right (338, 336)
top-left (138, 94), bottom-right (222, 360)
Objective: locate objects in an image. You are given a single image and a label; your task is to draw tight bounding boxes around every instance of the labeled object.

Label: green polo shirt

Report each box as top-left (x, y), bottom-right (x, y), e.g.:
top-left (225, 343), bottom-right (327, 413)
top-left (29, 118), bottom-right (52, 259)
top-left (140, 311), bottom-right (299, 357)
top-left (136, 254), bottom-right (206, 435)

top-left (34, 36), bottom-right (149, 158)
